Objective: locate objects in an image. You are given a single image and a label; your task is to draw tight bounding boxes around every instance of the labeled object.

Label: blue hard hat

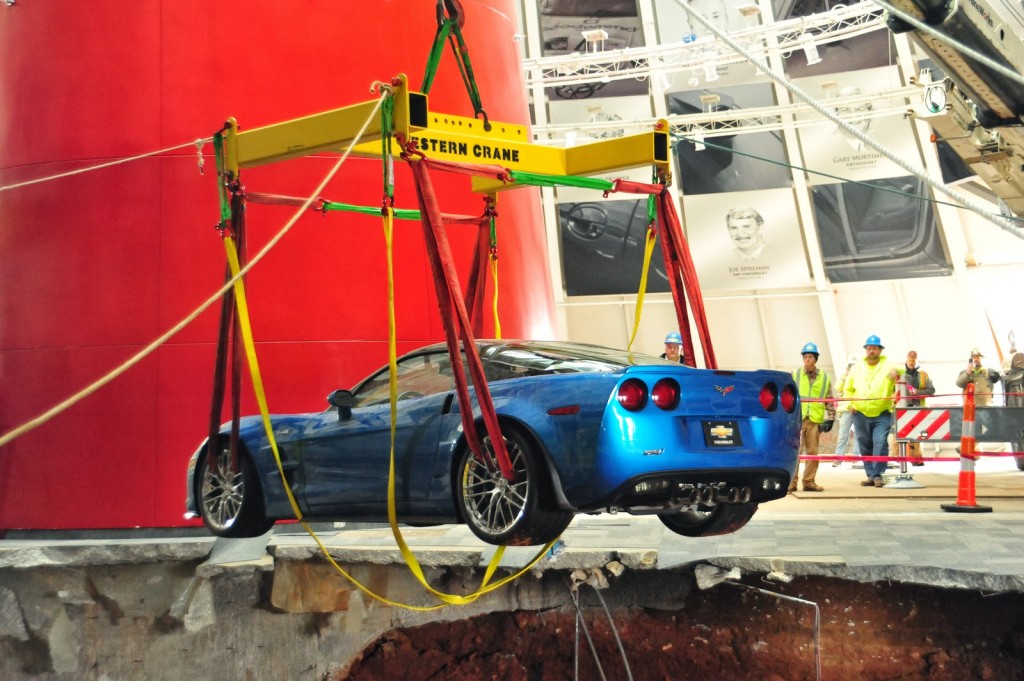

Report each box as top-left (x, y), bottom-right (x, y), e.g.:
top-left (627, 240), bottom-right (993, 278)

top-left (664, 331), bottom-right (682, 345)
top-left (864, 334), bottom-right (884, 349)
top-left (800, 342), bottom-right (819, 356)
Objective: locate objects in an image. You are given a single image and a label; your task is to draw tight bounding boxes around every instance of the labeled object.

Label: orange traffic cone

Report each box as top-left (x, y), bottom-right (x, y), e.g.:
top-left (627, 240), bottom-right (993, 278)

top-left (941, 383), bottom-right (993, 513)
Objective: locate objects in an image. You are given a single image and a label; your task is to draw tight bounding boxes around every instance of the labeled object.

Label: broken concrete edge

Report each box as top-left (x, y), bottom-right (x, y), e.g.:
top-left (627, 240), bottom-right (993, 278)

top-left (0, 540), bottom-right (215, 568)
top-left (688, 556), bottom-right (1024, 594)
top-left (3, 540), bottom-right (1023, 597)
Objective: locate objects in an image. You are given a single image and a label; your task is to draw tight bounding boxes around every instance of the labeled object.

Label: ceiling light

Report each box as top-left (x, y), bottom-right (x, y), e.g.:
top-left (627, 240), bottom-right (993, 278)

top-left (801, 34), bottom-right (822, 66)
top-left (581, 29), bottom-right (608, 54)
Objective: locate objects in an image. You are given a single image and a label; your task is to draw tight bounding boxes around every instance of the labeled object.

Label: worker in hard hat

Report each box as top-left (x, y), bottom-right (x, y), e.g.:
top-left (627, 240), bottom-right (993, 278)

top-left (1001, 349), bottom-right (1024, 471)
top-left (833, 355), bottom-right (861, 466)
top-left (903, 350), bottom-right (936, 465)
top-left (660, 331), bottom-right (683, 363)
top-left (788, 342), bottom-right (836, 493)
top-left (955, 347), bottom-right (1000, 407)
top-left (843, 335), bottom-right (903, 488)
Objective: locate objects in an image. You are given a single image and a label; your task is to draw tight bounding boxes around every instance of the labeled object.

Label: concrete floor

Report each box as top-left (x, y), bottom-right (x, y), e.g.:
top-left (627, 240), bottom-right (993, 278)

top-left (2, 456), bottom-right (1022, 680)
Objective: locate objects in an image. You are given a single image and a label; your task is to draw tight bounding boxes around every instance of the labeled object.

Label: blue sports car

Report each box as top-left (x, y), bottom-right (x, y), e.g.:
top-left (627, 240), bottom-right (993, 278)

top-left (185, 340), bottom-right (801, 546)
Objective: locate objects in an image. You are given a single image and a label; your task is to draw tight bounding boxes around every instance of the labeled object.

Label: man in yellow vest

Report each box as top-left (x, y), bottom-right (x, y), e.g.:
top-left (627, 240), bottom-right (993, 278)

top-left (903, 350), bottom-right (935, 465)
top-left (789, 342), bottom-right (836, 493)
top-left (844, 335), bottom-right (903, 487)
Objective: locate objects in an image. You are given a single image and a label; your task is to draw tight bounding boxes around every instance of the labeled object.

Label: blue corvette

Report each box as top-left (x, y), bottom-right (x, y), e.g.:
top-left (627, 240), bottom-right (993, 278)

top-left (185, 340), bottom-right (801, 546)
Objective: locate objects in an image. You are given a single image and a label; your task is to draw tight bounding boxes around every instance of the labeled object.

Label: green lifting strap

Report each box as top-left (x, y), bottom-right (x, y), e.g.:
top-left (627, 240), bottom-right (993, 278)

top-left (213, 132), bottom-right (233, 229)
top-left (321, 201), bottom-right (421, 221)
top-left (647, 168), bottom-right (658, 224)
top-left (420, 1), bottom-right (490, 130)
top-left (506, 170), bottom-right (615, 191)
top-left (381, 93), bottom-right (396, 207)
top-left (421, 19), bottom-right (453, 94)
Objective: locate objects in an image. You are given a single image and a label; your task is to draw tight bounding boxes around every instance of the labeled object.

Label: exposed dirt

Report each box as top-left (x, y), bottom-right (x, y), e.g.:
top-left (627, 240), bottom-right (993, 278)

top-left (338, 576), bottom-right (1024, 681)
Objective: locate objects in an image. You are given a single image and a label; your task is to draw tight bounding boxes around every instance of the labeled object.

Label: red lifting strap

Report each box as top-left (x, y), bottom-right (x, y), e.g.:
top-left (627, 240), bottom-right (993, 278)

top-left (207, 192), bottom-right (247, 474)
top-left (610, 179), bottom-right (665, 195)
top-left (409, 158), bottom-right (514, 479)
top-left (419, 156), bottom-right (509, 182)
top-left (657, 190), bottom-right (717, 369)
top-left (463, 216), bottom-right (491, 338)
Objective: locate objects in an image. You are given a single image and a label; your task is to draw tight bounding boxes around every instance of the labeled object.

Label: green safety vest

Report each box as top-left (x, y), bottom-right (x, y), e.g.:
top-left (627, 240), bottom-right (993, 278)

top-left (793, 368), bottom-right (830, 423)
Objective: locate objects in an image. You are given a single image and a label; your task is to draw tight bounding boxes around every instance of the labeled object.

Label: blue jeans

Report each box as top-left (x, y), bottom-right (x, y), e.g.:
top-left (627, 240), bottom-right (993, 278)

top-left (836, 410), bottom-right (859, 456)
top-left (852, 411), bottom-right (892, 480)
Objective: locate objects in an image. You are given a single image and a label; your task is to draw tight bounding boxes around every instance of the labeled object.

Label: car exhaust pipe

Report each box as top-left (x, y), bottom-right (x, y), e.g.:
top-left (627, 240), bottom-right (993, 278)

top-left (738, 487), bottom-right (752, 503)
top-left (699, 486), bottom-right (716, 505)
top-left (673, 485), bottom-right (701, 506)
top-left (724, 487), bottom-right (741, 504)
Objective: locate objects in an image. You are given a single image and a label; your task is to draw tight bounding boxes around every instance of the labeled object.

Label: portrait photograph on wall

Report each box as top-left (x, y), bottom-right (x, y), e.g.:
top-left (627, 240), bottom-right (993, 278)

top-left (668, 83), bottom-right (791, 195)
top-left (537, 0), bottom-right (648, 99)
top-left (794, 66), bottom-right (921, 184)
top-left (558, 197), bottom-right (671, 296)
top-left (681, 188), bottom-right (812, 290)
top-left (810, 175), bottom-right (953, 283)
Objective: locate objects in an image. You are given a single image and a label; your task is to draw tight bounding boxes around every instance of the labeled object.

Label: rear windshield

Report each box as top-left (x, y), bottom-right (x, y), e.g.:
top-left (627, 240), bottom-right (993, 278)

top-left (483, 343), bottom-right (666, 381)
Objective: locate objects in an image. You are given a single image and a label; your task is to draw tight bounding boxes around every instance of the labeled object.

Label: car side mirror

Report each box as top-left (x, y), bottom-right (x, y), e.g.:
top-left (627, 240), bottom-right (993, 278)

top-left (327, 389), bottom-right (354, 421)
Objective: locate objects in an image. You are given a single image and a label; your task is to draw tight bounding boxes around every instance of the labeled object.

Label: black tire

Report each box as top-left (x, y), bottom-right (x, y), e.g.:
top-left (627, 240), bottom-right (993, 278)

top-left (197, 442), bottom-right (275, 538)
top-left (455, 427), bottom-right (572, 546)
top-left (658, 503), bottom-right (758, 538)
top-left (1016, 455), bottom-right (1024, 472)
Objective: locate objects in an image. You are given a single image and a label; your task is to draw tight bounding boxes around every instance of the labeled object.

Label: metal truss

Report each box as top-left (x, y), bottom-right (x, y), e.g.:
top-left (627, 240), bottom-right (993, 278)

top-left (523, 1), bottom-right (887, 88)
top-left (533, 84), bottom-right (922, 143)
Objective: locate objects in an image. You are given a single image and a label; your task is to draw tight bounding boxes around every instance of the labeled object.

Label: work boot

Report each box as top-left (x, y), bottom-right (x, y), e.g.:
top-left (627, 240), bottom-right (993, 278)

top-left (802, 482), bottom-right (824, 492)
top-left (873, 477), bottom-right (885, 487)
top-left (860, 478), bottom-right (875, 486)
top-left (787, 483), bottom-right (797, 494)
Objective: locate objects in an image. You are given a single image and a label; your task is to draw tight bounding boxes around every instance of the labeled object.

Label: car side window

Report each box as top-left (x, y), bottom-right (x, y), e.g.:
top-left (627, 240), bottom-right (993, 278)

top-left (352, 352), bottom-right (457, 407)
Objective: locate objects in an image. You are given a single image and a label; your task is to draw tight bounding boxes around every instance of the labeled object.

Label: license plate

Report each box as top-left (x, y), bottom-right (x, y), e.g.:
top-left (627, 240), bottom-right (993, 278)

top-left (703, 420), bottom-right (742, 447)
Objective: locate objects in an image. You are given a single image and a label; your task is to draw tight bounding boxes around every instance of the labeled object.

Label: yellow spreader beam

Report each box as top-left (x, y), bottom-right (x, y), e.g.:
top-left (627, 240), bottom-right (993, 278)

top-left (223, 73), bottom-right (670, 189)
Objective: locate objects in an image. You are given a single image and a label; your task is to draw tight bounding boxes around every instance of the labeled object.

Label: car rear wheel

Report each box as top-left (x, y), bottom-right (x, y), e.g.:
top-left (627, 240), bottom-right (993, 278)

top-left (658, 503), bottom-right (758, 537)
top-left (198, 442), bottom-right (274, 538)
top-left (456, 428), bottom-right (572, 546)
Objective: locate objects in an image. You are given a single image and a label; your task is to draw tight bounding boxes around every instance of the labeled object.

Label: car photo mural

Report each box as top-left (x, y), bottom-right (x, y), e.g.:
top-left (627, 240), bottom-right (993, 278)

top-left (186, 341), bottom-right (802, 546)
top-left (558, 198), bottom-right (671, 296)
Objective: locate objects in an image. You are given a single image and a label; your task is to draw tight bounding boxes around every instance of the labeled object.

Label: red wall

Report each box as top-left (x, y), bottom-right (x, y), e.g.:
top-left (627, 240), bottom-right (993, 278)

top-left (0, 1), bottom-right (556, 530)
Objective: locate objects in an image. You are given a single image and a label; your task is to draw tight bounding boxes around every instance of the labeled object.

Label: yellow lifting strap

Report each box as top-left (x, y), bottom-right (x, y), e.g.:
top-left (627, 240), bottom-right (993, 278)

top-left (379, 205), bottom-right (553, 605)
top-left (626, 226), bottom-right (659, 356)
top-left (221, 227), bottom-right (552, 609)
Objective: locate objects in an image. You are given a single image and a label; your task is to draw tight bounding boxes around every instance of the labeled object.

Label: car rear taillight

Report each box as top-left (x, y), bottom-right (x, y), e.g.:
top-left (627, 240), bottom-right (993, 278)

top-left (781, 384), bottom-right (798, 413)
top-left (759, 383), bottom-right (778, 412)
top-left (617, 378), bottom-right (648, 411)
top-left (651, 378), bottom-right (680, 410)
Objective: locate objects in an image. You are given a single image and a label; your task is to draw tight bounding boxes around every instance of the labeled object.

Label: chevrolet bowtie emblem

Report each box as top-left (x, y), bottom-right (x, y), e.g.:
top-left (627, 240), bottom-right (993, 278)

top-left (710, 425), bottom-right (733, 438)
top-left (714, 385), bottom-right (735, 395)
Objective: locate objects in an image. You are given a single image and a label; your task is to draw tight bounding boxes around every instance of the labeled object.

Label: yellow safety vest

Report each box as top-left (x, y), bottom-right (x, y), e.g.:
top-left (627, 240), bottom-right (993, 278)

top-left (793, 368), bottom-right (830, 423)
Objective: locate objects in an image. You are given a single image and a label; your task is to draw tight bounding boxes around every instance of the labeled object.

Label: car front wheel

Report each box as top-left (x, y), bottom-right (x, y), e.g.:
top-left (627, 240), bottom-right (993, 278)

top-left (197, 442), bottom-right (274, 538)
top-left (658, 503), bottom-right (758, 538)
top-left (456, 428), bottom-right (572, 546)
